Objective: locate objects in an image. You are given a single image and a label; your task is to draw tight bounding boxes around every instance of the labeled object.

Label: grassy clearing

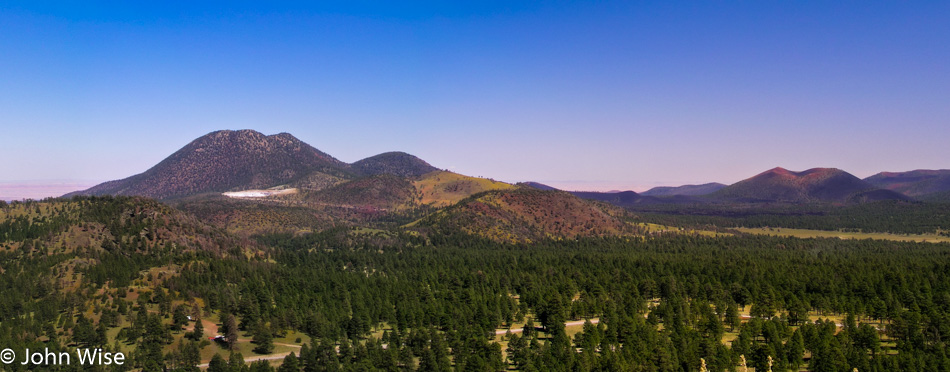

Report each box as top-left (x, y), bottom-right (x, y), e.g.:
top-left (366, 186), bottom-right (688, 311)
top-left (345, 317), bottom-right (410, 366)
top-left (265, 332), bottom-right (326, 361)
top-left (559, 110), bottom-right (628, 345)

top-left (59, 301), bottom-right (311, 368)
top-left (350, 227), bottom-right (388, 235)
top-left (633, 222), bottom-right (729, 237)
top-left (412, 171), bottom-right (515, 208)
top-left (736, 227), bottom-right (950, 243)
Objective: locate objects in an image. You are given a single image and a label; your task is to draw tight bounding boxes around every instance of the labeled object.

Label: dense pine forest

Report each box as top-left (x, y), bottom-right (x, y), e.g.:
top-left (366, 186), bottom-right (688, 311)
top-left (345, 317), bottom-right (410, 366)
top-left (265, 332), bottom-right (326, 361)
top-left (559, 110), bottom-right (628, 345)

top-left (631, 201), bottom-right (950, 236)
top-left (3, 197), bottom-right (950, 371)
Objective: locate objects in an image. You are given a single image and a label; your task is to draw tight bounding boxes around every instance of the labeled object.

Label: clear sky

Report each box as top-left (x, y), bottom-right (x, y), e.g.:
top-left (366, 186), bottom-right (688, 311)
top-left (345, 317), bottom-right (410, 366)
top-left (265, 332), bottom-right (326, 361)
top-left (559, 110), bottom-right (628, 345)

top-left (2, 1), bottom-right (948, 197)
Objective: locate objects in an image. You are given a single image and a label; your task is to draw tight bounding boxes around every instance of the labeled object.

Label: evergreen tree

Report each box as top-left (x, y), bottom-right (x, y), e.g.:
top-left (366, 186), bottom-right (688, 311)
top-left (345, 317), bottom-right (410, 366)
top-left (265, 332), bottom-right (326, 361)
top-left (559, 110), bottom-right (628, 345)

top-left (250, 360), bottom-right (275, 372)
top-left (725, 303), bottom-right (741, 331)
top-left (253, 325), bottom-right (274, 354)
top-left (787, 328), bottom-right (805, 370)
top-left (180, 340), bottom-right (202, 372)
top-left (138, 314), bottom-right (169, 371)
top-left (173, 305), bottom-right (190, 331)
top-left (225, 314), bottom-right (240, 350)
top-left (208, 353), bottom-right (229, 372)
top-left (315, 338), bottom-right (342, 371)
top-left (193, 316), bottom-right (204, 340)
top-left (277, 352), bottom-right (299, 372)
top-left (95, 321), bottom-right (109, 346)
top-left (229, 352), bottom-right (248, 372)
top-left (431, 333), bottom-right (452, 372)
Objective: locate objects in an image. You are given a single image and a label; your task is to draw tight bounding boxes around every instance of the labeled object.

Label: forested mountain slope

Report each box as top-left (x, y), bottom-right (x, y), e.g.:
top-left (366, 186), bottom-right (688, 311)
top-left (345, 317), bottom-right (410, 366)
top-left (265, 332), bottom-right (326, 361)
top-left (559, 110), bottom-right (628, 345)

top-left (3, 196), bottom-right (950, 371)
top-left (642, 182), bottom-right (726, 196)
top-left (351, 151), bottom-right (439, 178)
top-left (712, 167), bottom-right (908, 203)
top-left (865, 169), bottom-right (950, 199)
top-left (416, 189), bottom-right (633, 243)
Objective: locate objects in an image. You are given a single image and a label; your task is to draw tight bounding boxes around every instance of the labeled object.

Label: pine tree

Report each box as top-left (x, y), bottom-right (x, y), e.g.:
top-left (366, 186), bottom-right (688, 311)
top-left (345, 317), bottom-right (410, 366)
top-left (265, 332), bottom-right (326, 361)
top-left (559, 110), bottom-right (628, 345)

top-left (251, 360), bottom-right (275, 372)
top-left (338, 337), bottom-right (353, 366)
top-left (788, 329), bottom-right (805, 370)
top-left (316, 338), bottom-right (342, 371)
top-left (225, 314), bottom-right (240, 350)
top-left (229, 351), bottom-right (247, 372)
top-left (431, 334), bottom-right (452, 372)
top-left (95, 321), bottom-right (108, 346)
top-left (138, 314), bottom-right (169, 371)
top-left (253, 324), bottom-right (274, 354)
top-left (419, 348), bottom-right (439, 372)
top-left (208, 353), bottom-right (228, 372)
top-left (173, 306), bottom-right (189, 331)
top-left (193, 316), bottom-right (204, 340)
top-left (180, 341), bottom-right (201, 372)
top-left (277, 352), bottom-right (299, 372)
top-left (725, 303), bottom-right (741, 331)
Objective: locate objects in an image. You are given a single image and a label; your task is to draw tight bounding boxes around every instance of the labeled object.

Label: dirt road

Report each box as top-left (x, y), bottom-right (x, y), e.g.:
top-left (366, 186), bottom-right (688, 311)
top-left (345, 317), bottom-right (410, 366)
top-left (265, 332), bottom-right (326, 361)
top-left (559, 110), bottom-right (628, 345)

top-left (495, 318), bottom-right (600, 335)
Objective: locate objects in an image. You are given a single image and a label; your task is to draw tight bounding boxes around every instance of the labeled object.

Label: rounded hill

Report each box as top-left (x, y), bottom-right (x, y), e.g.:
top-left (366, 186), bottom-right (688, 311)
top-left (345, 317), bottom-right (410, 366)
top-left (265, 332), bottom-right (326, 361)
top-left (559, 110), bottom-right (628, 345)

top-left (67, 130), bottom-right (350, 200)
top-left (352, 151), bottom-right (439, 178)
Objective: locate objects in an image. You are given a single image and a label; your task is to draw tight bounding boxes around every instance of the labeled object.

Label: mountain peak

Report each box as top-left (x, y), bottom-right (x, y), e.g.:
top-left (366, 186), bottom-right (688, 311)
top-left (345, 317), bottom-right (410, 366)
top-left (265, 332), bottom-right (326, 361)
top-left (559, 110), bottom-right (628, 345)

top-left (352, 151), bottom-right (438, 178)
top-left (519, 182), bottom-right (558, 191)
top-left (715, 167), bottom-right (905, 203)
top-left (67, 130), bottom-right (348, 200)
top-left (202, 129), bottom-right (267, 140)
top-left (641, 182), bottom-right (726, 197)
top-left (865, 169), bottom-right (950, 198)
top-left (765, 166), bottom-right (792, 174)
top-left (758, 167), bottom-right (846, 179)
top-left (193, 130), bottom-right (309, 148)
top-left (799, 167), bottom-right (843, 177)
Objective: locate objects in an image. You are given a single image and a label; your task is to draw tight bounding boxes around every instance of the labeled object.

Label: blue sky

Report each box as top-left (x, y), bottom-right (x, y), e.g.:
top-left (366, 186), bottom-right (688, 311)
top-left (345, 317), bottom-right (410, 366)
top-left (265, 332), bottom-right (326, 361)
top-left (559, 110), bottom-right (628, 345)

top-left (1, 1), bottom-right (948, 196)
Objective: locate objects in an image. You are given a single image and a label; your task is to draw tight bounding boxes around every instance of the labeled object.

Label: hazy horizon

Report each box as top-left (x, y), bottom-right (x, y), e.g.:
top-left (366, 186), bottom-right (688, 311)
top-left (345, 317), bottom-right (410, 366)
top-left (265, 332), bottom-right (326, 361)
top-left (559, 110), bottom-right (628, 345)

top-left (2, 2), bottom-right (949, 197)
top-left (3, 133), bottom-right (945, 201)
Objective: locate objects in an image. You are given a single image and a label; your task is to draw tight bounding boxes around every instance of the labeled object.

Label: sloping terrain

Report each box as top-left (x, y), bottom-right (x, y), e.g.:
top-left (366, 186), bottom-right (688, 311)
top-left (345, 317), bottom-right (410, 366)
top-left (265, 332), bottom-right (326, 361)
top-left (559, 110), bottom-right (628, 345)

top-left (176, 196), bottom-right (340, 236)
top-left (641, 182), bottom-right (726, 196)
top-left (416, 189), bottom-right (631, 243)
top-left (923, 190), bottom-right (950, 203)
top-left (571, 191), bottom-right (651, 206)
top-left (1, 196), bottom-right (239, 254)
top-left (712, 167), bottom-right (907, 203)
top-left (180, 173), bottom-right (428, 234)
top-left (306, 175), bottom-right (419, 211)
top-left (569, 190), bottom-right (704, 207)
top-left (0, 196), bottom-right (251, 289)
top-left (290, 170), bottom-right (348, 192)
top-left (66, 130), bottom-right (351, 200)
top-left (865, 169), bottom-right (950, 199)
top-left (519, 182), bottom-right (559, 191)
top-left (352, 151), bottom-right (439, 178)
top-left (413, 171), bottom-right (516, 207)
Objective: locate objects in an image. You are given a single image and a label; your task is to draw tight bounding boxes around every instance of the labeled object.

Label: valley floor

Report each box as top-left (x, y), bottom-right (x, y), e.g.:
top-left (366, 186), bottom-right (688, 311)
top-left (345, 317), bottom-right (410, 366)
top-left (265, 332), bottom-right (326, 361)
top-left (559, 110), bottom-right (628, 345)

top-left (736, 227), bottom-right (950, 243)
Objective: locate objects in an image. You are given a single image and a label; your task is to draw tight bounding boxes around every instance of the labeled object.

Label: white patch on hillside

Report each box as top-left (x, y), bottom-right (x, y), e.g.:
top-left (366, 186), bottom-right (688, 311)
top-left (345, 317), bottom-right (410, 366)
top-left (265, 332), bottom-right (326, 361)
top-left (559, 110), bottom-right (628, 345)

top-left (223, 188), bottom-right (297, 199)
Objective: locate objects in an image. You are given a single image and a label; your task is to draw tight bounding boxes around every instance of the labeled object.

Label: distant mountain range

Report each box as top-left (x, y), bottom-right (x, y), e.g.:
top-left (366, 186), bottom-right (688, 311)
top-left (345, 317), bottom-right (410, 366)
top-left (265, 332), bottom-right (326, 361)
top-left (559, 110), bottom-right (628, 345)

top-left (59, 129), bottom-right (950, 241)
top-left (66, 130), bottom-right (949, 206)
top-left (66, 130), bottom-right (348, 199)
top-left (865, 169), bottom-right (950, 200)
top-left (710, 167), bottom-right (909, 203)
top-left (569, 191), bottom-right (654, 207)
top-left (567, 167), bottom-right (916, 207)
top-left (64, 129), bottom-right (641, 242)
top-left (66, 130), bottom-right (437, 200)
top-left (519, 182), bottom-right (558, 191)
top-left (641, 183), bottom-right (726, 197)
top-left (522, 182), bottom-right (725, 198)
